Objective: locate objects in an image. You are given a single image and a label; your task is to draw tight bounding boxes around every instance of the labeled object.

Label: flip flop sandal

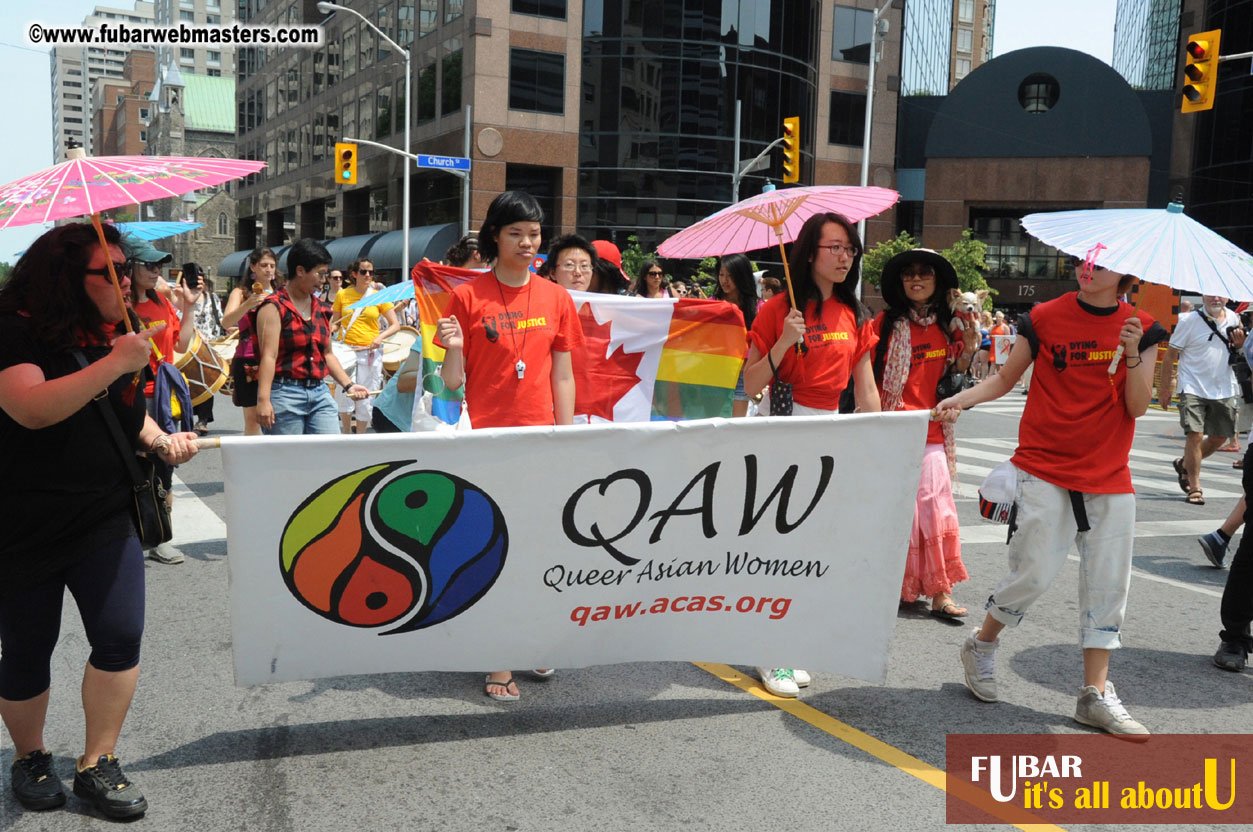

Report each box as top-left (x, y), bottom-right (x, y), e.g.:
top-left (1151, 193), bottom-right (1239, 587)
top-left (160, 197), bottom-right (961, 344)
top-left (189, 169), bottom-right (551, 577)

top-left (1173, 458), bottom-right (1190, 495)
top-left (1186, 489), bottom-right (1206, 506)
top-left (931, 602), bottom-right (968, 620)
top-left (484, 675), bottom-right (520, 701)
top-left (1235, 459), bottom-right (1245, 470)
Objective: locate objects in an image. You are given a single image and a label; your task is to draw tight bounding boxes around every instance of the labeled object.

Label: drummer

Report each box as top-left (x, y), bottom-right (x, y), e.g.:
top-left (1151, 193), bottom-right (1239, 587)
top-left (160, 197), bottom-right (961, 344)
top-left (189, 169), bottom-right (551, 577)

top-left (331, 258), bottom-right (400, 434)
top-left (125, 236), bottom-right (202, 566)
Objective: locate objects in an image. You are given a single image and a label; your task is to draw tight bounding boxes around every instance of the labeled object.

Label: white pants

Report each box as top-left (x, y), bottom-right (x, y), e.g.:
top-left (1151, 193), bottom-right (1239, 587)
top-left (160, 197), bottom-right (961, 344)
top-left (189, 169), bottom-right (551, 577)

top-left (986, 468), bottom-right (1135, 650)
top-left (333, 342), bottom-right (382, 423)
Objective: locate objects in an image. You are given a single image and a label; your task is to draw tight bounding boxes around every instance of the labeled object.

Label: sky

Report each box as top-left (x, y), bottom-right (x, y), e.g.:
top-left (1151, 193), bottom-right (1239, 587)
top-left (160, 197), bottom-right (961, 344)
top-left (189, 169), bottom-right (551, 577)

top-left (0, 0), bottom-right (1120, 263)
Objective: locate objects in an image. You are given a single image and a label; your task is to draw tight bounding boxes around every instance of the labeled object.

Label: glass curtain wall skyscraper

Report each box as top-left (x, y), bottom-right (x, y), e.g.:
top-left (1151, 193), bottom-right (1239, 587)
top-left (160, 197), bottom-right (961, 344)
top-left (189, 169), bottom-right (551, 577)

top-left (1112, 0), bottom-right (1183, 90)
top-left (901, 0), bottom-right (952, 95)
top-left (579, 0), bottom-right (819, 249)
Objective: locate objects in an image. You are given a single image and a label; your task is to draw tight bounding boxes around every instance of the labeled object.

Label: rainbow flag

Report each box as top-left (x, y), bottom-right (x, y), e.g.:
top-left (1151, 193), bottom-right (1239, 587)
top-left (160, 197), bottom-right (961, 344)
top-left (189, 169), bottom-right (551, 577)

top-left (411, 261), bottom-right (479, 425)
top-left (410, 263), bottom-right (747, 427)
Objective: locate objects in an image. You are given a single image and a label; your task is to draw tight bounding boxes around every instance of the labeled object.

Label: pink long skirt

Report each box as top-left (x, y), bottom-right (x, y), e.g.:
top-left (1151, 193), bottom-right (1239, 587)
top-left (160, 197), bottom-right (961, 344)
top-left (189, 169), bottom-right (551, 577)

top-left (900, 442), bottom-right (968, 602)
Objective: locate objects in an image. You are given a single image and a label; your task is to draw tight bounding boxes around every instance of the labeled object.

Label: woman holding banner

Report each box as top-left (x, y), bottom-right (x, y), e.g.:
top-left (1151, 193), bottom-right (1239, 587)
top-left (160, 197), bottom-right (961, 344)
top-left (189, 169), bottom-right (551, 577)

top-left (438, 191), bottom-right (584, 701)
top-left (0, 223), bottom-right (199, 819)
top-left (742, 211), bottom-right (881, 698)
top-left (872, 249), bottom-right (975, 621)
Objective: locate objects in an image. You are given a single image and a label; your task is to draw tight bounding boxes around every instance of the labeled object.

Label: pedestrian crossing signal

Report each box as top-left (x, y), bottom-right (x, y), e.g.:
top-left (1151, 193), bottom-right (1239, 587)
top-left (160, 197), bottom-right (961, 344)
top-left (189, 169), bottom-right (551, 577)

top-left (1181, 29), bottom-right (1221, 113)
top-left (781, 117), bottom-right (800, 184)
top-left (334, 142), bottom-right (358, 185)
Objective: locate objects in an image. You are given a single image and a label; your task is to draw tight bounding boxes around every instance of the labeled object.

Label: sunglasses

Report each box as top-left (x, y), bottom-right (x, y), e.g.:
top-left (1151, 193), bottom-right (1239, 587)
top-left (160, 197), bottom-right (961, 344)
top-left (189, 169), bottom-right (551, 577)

top-left (356, 268), bottom-right (374, 275)
top-left (647, 270), bottom-right (663, 276)
top-left (85, 262), bottom-right (130, 276)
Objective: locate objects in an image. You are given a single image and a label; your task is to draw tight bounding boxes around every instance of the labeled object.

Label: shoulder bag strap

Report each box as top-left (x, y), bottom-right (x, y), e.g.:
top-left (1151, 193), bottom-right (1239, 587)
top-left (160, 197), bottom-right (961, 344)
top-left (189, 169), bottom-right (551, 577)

top-left (72, 350), bottom-right (147, 491)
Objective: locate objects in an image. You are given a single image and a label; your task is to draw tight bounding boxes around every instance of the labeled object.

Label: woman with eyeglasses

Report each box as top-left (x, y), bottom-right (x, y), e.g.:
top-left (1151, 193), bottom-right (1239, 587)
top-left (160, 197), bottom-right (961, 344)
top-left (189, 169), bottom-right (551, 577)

top-left (0, 223), bottom-right (199, 820)
top-left (742, 211), bottom-right (881, 699)
top-left (872, 249), bottom-right (976, 622)
top-left (632, 260), bottom-right (672, 298)
top-left (221, 248), bottom-right (278, 436)
top-left (331, 258), bottom-right (400, 434)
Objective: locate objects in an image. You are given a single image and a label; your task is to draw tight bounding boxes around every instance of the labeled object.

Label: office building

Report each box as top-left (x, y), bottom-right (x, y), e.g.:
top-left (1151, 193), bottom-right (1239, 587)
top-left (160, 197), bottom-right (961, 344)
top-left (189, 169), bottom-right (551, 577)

top-left (49, 2), bottom-right (155, 161)
top-left (152, 0), bottom-right (237, 78)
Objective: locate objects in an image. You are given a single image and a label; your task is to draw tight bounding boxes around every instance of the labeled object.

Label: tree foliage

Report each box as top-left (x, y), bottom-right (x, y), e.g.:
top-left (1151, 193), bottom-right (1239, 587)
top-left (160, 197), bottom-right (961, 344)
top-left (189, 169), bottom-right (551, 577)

top-left (862, 229), bottom-right (994, 304)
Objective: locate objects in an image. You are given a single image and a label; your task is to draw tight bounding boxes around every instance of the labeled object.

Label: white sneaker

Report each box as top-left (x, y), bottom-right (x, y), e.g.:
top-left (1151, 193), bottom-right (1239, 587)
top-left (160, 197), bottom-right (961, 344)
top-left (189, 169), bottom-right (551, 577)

top-left (791, 668), bottom-right (811, 688)
top-left (959, 629), bottom-right (998, 702)
top-left (1074, 681), bottom-right (1149, 740)
top-left (146, 543), bottom-right (185, 565)
top-left (757, 667), bottom-right (799, 698)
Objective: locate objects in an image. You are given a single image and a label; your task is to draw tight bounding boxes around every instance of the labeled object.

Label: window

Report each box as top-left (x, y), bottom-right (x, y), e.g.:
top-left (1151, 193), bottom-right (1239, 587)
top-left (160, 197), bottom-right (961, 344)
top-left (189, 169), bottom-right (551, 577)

top-left (441, 49), bottom-right (462, 115)
top-left (1018, 72), bottom-right (1059, 113)
top-left (957, 28), bottom-right (972, 54)
top-left (206, 13), bottom-right (220, 24)
top-left (828, 90), bottom-right (866, 146)
top-left (955, 58), bottom-right (971, 79)
top-left (376, 86), bottom-right (392, 137)
top-left (140, 130), bottom-right (147, 142)
top-left (417, 63), bottom-right (436, 121)
top-left (139, 107), bottom-right (148, 120)
top-left (509, 48), bottom-right (564, 114)
top-left (420, 0), bottom-right (437, 37)
top-left (445, 0), bottom-right (463, 23)
top-left (958, 0), bottom-right (974, 24)
top-left (180, 10), bottom-right (194, 21)
top-left (208, 51), bottom-right (221, 63)
top-left (208, 69), bottom-right (221, 77)
top-left (344, 25), bottom-right (357, 77)
top-left (832, 5), bottom-right (873, 63)
top-left (512, 0), bottom-right (565, 18)
top-left (180, 48), bottom-right (195, 60)
top-left (398, 0), bottom-right (414, 45)
top-left (218, 213), bottom-right (229, 235)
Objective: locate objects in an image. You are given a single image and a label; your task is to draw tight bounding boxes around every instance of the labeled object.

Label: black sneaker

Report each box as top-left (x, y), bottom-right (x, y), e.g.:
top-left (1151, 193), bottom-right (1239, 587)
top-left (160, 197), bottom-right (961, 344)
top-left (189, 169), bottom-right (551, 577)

top-left (10, 749), bottom-right (65, 810)
top-left (1213, 641), bottom-right (1248, 672)
top-left (72, 754), bottom-right (147, 819)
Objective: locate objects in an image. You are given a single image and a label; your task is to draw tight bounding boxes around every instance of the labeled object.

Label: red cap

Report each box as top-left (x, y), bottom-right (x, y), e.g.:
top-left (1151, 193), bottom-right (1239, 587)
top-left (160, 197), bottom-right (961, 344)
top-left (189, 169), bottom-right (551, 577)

top-left (592, 239), bottom-right (632, 286)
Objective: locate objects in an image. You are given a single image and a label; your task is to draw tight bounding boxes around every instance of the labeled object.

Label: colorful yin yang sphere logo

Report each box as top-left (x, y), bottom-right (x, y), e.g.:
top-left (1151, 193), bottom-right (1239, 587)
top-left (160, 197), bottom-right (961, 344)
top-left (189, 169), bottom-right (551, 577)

top-left (280, 463), bottom-right (508, 634)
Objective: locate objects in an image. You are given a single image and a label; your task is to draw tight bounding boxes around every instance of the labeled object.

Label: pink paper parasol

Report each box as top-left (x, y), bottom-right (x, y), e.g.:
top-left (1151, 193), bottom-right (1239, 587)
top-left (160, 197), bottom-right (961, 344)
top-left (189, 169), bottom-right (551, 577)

top-left (656, 185), bottom-right (899, 260)
top-left (0, 148), bottom-right (265, 332)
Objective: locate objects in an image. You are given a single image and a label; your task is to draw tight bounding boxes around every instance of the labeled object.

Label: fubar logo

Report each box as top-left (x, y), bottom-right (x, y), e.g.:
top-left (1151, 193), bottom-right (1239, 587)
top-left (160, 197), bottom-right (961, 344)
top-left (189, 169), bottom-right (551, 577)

top-left (279, 462), bottom-right (508, 634)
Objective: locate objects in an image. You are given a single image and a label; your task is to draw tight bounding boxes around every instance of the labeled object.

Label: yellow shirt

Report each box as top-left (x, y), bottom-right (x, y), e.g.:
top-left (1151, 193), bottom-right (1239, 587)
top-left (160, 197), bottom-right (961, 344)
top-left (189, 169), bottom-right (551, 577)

top-left (333, 285), bottom-right (394, 346)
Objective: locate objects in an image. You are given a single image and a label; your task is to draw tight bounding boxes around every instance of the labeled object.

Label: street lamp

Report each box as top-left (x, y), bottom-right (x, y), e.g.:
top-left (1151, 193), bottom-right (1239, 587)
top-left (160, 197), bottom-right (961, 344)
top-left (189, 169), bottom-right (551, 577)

top-left (317, 1), bottom-right (411, 281)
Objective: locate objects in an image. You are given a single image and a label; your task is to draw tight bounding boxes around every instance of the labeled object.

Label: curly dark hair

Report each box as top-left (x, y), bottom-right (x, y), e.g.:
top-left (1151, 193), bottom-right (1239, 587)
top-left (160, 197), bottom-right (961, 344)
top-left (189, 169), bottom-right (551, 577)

top-left (445, 234), bottom-right (480, 267)
top-left (0, 222), bottom-right (132, 351)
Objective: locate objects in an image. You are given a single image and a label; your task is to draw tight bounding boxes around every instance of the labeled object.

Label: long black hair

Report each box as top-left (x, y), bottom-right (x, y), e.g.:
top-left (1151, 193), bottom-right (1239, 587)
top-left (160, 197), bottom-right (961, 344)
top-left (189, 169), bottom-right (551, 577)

top-left (630, 259), bottom-right (663, 295)
top-left (872, 253), bottom-right (958, 383)
top-left (715, 252), bottom-right (758, 330)
top-left (0, 222), bottom-right (130, 351)
top-left (479, 191), bottom-right (544, 262)
top-left (787, 212), bottom-right (868, 326)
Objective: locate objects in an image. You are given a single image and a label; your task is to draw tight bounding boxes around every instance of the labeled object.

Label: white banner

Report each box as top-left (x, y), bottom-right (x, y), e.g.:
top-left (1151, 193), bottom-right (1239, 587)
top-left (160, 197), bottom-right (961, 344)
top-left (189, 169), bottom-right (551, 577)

top-left (220, 413), bottom-right (928, 686)
top-left (993, 334), bottom-right (1013, 364)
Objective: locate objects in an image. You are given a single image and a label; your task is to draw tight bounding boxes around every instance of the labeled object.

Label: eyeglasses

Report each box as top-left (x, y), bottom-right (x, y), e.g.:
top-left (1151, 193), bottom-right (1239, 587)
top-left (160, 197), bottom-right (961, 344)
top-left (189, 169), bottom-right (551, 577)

top-left (901, 267), bottom-right (935, 279)
top-left (85, 262), bottom-right (130, 276)
top-left (559, 262), bottom-right (593, 273)
top-left (818, 244), bottom-right (860, 258)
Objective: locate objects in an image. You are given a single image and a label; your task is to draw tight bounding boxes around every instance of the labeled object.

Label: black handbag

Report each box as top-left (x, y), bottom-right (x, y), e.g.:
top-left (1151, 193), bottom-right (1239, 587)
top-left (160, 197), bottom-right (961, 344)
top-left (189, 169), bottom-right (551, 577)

top-left (767, 352), bottom-right (793, 416)
top-left (936, 368), bottom-right (975, 401)
top-left (74, 352), bottom-right (173, 547)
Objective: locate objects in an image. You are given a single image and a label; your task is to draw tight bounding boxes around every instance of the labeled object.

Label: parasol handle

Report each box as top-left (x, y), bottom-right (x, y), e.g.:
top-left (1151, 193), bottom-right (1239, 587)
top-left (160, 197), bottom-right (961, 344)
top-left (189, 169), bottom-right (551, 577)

top-left (90, 213), bottom-right (133, 334)
top-left (1107, 280), bottom-right (1144, 376)
top-left (773, 225), bottom-right (806, 356)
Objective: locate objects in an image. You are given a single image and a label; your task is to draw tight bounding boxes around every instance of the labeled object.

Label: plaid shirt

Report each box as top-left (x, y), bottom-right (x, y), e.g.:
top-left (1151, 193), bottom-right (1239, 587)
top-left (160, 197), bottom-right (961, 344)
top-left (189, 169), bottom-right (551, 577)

top-left (262, 289), bottom-right (332, 381)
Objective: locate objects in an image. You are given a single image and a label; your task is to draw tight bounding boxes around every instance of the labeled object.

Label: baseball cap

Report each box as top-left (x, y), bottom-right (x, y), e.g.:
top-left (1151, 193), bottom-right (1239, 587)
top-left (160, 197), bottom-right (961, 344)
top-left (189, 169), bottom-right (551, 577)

top-left (591, 240), bottom-right (632, 286)
top-left (978, 460), bottom-right (1017, 524)
top-left (122, 234), bottom-right (173, 266)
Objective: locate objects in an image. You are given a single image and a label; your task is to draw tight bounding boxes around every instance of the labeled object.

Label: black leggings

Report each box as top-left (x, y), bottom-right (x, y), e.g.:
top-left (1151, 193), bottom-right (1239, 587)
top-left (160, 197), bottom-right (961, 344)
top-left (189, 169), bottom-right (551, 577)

top-left (0, 535), bottom-right (145, 701)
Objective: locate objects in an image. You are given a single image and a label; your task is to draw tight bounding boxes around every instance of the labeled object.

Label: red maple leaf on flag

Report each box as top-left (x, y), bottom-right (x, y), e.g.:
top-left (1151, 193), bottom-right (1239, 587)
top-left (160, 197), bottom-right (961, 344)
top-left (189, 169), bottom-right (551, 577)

top-left (574, 305), bottom-right (644, 421)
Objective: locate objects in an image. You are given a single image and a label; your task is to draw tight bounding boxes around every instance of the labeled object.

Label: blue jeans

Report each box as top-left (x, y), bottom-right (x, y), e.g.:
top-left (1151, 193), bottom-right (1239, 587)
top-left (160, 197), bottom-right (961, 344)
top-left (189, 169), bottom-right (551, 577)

top-left (263, 379), bottom-right (341, 435)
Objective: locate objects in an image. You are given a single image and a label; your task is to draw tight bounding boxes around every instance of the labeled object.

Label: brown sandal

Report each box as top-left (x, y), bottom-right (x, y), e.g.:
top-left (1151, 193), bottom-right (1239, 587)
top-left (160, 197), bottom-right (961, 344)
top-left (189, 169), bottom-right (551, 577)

top-left (1186, 489), bottom-right (1205, 505)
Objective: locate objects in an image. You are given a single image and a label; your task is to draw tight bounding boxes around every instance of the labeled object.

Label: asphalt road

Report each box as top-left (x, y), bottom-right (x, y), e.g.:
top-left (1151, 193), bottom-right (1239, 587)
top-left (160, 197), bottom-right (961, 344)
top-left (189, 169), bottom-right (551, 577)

top-left (3, 391), bottom-right (1251, 832)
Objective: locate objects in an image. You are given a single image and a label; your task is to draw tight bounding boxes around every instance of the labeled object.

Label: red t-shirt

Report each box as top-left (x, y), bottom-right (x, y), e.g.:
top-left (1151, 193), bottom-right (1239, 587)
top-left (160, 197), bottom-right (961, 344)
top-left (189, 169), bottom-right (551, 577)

top-left (874, 313), bottom-right (956, 444)
top-left (133, 292), bottom-right (182, 397)
top-left (444, 273), bottom-right (584, 428)
top-left (1012, 293), bottom-right (1162, 494)
top-left (748, 293), bottom-right (878, 411)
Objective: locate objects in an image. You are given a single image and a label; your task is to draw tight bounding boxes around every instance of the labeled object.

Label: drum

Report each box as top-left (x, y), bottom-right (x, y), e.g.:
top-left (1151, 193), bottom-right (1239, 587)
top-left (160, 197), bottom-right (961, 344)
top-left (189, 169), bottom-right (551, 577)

top-left (383, 326), bottom-right (420, 374)
top-left (210, 333), bottom-right (239, 397)
top-left (174, 331), bottom-right (229, 405)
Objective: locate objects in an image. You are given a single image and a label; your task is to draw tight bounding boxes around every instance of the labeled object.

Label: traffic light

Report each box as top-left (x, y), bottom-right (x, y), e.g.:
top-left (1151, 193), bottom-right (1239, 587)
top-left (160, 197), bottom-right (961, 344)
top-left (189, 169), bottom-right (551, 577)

top-left (334, 141), bottom-right (358, 185)
top-left (1181, 29), bottom-right (1221, 113)
top-left (781, 117), bottom-right (800, 183)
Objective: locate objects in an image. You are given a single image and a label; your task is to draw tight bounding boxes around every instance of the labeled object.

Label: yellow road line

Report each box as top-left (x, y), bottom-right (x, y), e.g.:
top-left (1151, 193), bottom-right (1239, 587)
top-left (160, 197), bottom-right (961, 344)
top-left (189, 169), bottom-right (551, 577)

top-left (692, 662), bottom-right (1065, 832)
